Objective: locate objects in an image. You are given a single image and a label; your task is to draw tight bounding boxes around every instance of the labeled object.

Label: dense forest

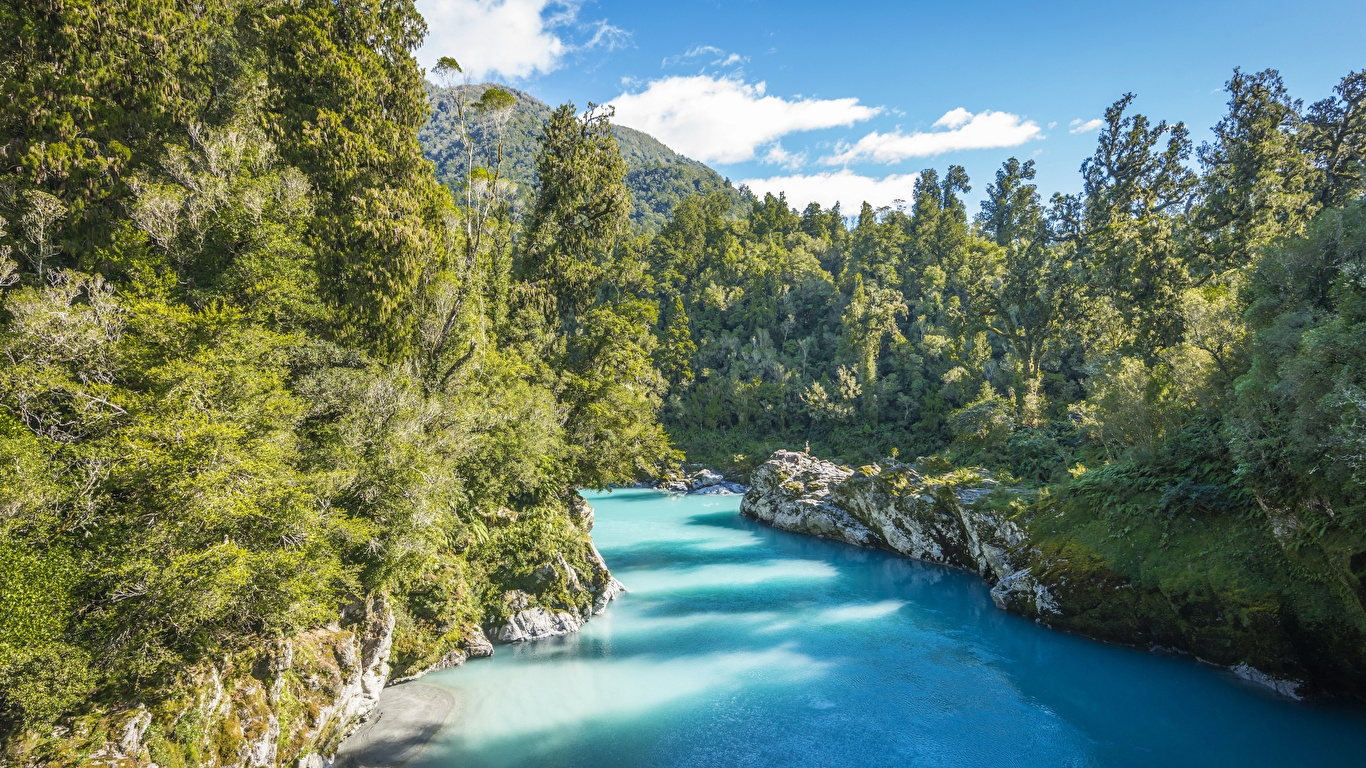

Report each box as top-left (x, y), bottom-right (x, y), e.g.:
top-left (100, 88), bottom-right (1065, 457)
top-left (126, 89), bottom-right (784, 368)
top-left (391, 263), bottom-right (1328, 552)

top-left (638, 68), bottom-right (1366, 694)
top-left (4, 0), bottom-right (1366, 760)
top-left (0, 1), bottom-right (670, 762)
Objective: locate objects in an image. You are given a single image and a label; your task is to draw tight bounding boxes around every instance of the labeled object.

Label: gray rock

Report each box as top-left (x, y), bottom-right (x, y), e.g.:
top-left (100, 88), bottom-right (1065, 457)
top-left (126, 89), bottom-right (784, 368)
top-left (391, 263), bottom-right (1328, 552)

top-left (1231, 663), bottom-right (1303, 700)
top-left (741, 450), bottom-right (1055, 618)
top-left (592, 577), bottom-right (626, 615)
top-left (462, 626), bottom-right (495, 658)
top-left (117, 706), bottom-right (151, 757)
top-left (689, 469), bottom-right (726, 490)
top-left (504, 589), bottom-right (531, 612)
top-left (492, 607), bottom-right (584, 643)
top-left (568, 493), bottom-right (595, 531)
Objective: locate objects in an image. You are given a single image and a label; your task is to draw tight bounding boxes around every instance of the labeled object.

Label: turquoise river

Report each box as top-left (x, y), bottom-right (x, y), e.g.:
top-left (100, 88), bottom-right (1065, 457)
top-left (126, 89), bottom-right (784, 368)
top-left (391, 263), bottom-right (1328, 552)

top-left (408, 489), bottom-right (1366, 767)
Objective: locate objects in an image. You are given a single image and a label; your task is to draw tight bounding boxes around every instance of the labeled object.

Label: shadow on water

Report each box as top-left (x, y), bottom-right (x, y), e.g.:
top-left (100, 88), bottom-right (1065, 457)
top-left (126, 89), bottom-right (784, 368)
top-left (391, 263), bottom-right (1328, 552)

top-left (412, 489), bottom-right (1366, 768)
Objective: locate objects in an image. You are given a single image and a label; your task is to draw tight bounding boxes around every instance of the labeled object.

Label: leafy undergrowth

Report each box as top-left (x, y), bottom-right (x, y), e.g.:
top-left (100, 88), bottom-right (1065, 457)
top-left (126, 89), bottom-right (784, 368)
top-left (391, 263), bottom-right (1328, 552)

top-left (1022, 458), bottom-right (1366, 696)
top-left (390, 504), bottom-right (606, 678)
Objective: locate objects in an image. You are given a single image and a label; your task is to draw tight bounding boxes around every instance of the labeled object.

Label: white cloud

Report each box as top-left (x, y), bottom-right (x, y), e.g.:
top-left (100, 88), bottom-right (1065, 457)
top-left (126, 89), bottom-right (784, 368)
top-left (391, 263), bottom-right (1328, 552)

top-left (1069, 118), bottom-right (1104, 134)
top-left (415, 0), bottom-right (626, 81)
top-left (662, 45), bottom-right (747, 68)
top-left (763, 143), bottom-right (806, 170)
top-left (739, 170), bottom-right (921, 211)
top-left (662, 45), bottom-right (720, 66)
top-left (825, 108), bottom-right (1042, 164)
top-left (610, 75), bottom-right (880, 164)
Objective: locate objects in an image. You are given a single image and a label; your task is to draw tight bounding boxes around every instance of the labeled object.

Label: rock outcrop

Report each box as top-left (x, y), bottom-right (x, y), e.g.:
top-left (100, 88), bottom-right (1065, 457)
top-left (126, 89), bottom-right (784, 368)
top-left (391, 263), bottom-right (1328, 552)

top-left (654, 467), bottom-right (749, 495)
top-left (489, 574), bottom-right (626, 644)
top-left (741, 450), bottom-right (1058, 620)
top-left (14, 493), bottom-right (630, 765)
top-left (29, 597), bottom-right (397, 768)
top-left (741, 450), bottom-right (1322, 698)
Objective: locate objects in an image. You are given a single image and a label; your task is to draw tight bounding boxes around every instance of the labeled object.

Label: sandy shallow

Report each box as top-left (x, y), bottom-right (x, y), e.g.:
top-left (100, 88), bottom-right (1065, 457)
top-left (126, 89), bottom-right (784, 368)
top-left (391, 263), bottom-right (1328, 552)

top-left (334, 682), bottom-right (456, 768)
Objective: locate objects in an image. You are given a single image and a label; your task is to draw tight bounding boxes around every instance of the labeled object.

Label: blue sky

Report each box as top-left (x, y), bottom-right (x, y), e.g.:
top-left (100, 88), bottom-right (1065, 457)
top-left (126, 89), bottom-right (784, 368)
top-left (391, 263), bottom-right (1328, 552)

top-left (415, 0), bottom-right (1366, 212)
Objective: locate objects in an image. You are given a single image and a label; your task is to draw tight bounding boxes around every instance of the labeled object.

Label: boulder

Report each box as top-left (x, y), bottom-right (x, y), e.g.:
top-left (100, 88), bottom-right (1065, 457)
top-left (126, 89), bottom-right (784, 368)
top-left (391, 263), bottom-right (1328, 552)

top-left (463, 626), bottom-right (495, 658)
top-left (689, 469), bottom-right (726, 490)
top-left (592, 577), bottom-right (626, 615)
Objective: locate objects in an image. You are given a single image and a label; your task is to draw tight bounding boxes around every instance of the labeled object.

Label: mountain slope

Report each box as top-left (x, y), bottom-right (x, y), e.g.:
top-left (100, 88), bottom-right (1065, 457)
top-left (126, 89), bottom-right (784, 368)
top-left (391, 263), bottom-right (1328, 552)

top-left (420, 83), bottom-right (740, 230)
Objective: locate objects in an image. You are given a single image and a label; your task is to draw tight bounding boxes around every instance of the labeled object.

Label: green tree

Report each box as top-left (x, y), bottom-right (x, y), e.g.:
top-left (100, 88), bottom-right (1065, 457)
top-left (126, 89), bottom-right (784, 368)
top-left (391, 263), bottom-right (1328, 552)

top-left (972, 159), bottom-right (1075, 395)
top-left (1067, 93), bottom-right (1197, 356)
top-left (1302, 70), bottom-right (1366, 207)
top-left (517, 104), bottom-right (674, 486)
top-left (517, 103), bottom-right (631, 325)
top-left (1193, 68), bottom-right (1317, 272)
top-left (841, 274), bottom-right (907, 420)
top-left (657, 296), bottom-right (698, 387)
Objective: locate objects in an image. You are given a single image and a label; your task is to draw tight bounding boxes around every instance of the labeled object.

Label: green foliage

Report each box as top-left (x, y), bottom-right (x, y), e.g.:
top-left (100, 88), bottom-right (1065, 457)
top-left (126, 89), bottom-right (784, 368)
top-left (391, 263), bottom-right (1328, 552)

top-left (0, 0), bottom-right (677, 745)
top-left (518, 104), bottom-right (632, 321)
top-left (1230, 200), bottom-right (1366, 534)
top-left (657, 296), bottom-right (698, 387)
top-left (4, 0), bottom-right (1366, 736)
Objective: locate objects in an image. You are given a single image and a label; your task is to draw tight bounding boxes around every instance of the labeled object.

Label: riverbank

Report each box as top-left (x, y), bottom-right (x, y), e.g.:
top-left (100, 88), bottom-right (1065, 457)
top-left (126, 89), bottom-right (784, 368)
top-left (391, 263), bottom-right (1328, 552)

top-left (370, 487), bottom-right (1366, 767)
top-left (740, 449), bottom-right (1366, 701)
top-left (330, 683), bottom-right (455, 768)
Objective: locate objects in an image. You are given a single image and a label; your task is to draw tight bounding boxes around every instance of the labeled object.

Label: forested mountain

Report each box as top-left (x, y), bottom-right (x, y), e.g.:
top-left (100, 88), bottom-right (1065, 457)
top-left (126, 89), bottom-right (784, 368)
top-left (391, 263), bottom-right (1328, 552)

top-left (419, 83), bottom-right (740, 230)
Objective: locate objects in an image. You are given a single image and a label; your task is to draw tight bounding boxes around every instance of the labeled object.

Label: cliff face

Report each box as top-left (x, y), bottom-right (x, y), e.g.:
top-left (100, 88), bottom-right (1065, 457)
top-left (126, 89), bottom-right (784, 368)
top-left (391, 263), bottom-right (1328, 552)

top-left (741, 450), bottom-right (1351, 699)
top-left (10, 598), bottom-right (396, 768)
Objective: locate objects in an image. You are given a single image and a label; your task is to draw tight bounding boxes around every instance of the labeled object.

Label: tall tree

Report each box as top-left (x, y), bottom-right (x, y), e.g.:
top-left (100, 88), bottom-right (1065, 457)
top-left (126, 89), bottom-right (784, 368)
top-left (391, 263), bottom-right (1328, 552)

top-left (1303, 70), bottom-right (1366, 208)
top-left (971, 158), bottom-right (1073, 389)
top-left (1069, 93), bottom-right (1197, 356)
top-left (516, 103), bottom-right (631, 326)
top-left (517, 103), bottom-right (673, 487)
top-left (1193, 68), bottom-right (1317, 272)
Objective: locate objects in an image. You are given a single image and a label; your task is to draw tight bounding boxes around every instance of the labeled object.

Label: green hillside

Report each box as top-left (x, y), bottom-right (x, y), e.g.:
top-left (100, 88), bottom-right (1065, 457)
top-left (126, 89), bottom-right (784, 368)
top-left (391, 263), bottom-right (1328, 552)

top-left (420, 83), bottom-right (741, 230)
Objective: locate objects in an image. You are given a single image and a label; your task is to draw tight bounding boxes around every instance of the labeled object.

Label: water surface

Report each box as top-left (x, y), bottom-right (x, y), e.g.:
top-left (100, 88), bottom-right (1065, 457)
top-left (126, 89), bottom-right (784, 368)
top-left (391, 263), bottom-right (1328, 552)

top-left (413, 489), bottom-right (1366, 767)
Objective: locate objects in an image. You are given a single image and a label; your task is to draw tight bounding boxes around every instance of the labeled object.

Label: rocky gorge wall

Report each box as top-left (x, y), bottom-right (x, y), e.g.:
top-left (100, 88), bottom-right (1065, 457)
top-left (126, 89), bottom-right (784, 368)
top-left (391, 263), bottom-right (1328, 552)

top-left (741, 450), bottom-right (1366, 700)
top-left (5, 497), bottom-right (624, 768)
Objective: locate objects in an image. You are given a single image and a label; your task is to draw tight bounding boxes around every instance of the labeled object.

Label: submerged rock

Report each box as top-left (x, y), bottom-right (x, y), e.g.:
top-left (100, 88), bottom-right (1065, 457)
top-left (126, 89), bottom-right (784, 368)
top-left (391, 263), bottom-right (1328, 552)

top-left (694, 481), bottom-right (749, 495)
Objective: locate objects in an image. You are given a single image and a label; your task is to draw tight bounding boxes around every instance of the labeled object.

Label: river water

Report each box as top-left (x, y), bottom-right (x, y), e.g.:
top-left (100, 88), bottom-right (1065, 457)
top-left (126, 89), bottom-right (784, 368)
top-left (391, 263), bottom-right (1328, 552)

top-left (410, 489), bottom-right (1366, 767)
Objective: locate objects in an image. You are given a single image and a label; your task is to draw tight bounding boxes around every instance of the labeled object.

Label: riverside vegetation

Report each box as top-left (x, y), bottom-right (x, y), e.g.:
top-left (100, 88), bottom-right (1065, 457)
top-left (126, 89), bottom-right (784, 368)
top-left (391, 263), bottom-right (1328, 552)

top-left (2, 0), bottom-right (1366, 762)
top-left (0, 1), bottom-right (666, 764)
